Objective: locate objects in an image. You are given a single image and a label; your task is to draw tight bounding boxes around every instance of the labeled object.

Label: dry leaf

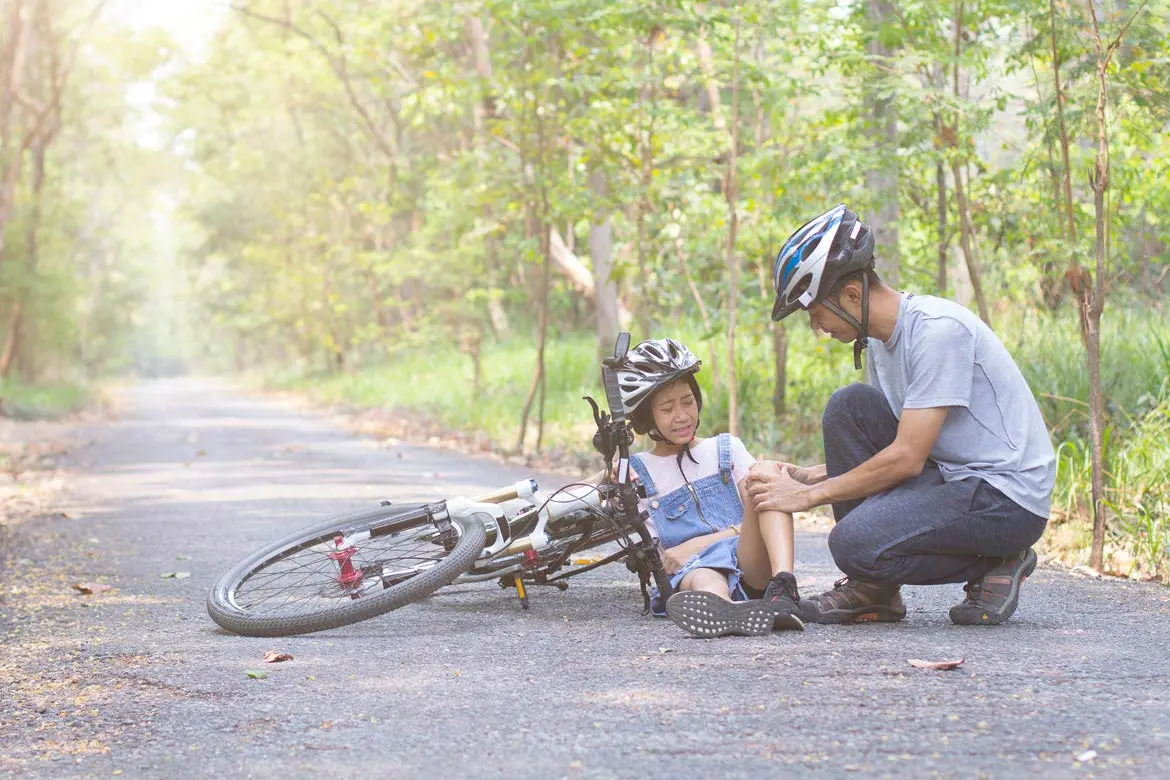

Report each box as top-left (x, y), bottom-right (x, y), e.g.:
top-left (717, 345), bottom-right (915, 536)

top-left (263, 651), bottom-right (294, 663)
top-left (907, 658), bottom-right (965, 670)
top-left (72, 582), bottom-right (112, 595)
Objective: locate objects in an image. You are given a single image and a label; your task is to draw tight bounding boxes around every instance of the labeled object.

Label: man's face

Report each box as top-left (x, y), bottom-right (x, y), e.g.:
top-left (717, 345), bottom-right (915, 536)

top-left (806, 299), bottom-right (859, 343)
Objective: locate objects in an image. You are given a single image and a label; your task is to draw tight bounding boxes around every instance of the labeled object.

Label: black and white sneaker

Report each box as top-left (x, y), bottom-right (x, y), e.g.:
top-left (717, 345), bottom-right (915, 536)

top-left (665, 590), bottom-right (804, 638)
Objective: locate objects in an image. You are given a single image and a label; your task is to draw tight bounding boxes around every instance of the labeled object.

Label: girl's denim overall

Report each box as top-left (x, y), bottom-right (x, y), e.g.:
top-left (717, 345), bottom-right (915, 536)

top-left (630, 434), bottom-right (748, 615)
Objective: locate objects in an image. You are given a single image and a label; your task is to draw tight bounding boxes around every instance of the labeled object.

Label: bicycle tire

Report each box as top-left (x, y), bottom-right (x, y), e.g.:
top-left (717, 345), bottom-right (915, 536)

top-left (207, 504), bottom-right (486, 637)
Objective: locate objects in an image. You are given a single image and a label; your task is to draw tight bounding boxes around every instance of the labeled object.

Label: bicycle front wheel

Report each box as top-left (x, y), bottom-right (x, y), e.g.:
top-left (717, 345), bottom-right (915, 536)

top-left (207, 504), bottom-right (486, 637)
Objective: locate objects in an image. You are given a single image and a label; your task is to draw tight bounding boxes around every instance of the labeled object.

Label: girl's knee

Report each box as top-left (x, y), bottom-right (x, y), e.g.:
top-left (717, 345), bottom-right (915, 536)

top-left (680, 567), bottom-right (730, 597)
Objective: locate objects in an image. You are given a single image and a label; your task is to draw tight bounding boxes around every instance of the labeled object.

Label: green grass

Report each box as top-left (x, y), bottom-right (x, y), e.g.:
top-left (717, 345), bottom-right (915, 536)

top-left (274, 302), bottom-right (1170, 580)
top-left (0, 379), bottom-right (89, 420)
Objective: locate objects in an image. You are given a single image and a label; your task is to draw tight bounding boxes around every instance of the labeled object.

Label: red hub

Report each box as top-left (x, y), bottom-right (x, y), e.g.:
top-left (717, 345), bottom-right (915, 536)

top-left (328, 534), bottom-right (364, 590)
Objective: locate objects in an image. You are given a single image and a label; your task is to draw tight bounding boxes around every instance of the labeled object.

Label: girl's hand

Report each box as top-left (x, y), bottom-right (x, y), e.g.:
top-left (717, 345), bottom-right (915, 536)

top-left (661, 545), bottom-right (690, 575)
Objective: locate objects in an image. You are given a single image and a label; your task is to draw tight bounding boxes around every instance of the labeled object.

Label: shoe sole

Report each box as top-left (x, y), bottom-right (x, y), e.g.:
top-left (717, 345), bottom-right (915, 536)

top-left (798, 599), bottom-right (906, 625)
top-left (949, 549), bottom-right (1038, 626)
top-left (666, 591), bottom-right (804, 638)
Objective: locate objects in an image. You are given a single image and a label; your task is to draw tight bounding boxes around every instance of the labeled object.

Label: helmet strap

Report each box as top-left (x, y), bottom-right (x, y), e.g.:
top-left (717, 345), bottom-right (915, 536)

top-left (822, 273), bottom-right (871, 371)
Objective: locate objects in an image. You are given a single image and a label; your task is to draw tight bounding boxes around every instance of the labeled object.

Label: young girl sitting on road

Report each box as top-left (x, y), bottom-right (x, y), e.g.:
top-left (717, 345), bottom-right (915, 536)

top-left (614, 338), bottom-right (803, 637)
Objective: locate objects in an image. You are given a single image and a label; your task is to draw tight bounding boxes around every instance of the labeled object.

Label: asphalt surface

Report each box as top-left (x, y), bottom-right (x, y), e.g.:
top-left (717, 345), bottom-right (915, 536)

top-left (2, 379), bottom-right (1168, 779)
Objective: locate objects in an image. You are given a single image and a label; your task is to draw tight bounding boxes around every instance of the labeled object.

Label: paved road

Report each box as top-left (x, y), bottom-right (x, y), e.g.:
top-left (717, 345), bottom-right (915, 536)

top-left (2, 380), bottom-right (1168, 779)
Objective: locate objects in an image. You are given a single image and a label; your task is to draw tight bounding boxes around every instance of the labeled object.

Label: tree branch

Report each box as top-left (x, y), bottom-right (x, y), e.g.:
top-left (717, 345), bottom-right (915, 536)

top-left (1104, 0), bottom-right (1150, 65)
top-left (230, 2), bottom-right (399, 161)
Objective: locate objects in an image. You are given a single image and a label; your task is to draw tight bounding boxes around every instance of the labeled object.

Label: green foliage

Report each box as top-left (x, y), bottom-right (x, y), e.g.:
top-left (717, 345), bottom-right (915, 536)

top-left (3, 0), bottom-right (1168, 572)
top-left (0, 378), bottom-right (88, 420)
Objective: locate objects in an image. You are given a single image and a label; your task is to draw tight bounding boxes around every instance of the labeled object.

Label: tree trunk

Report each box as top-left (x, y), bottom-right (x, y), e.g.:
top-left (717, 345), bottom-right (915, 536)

top-left (772, 323), bottom-right (788, 418)
top-left (464, 13), bottom-right (509, 339)
top-left (950, 3), bottom-right (991, 326)
top-left (936, 156), bottom-right (947, 294)
top-left (864, 0), bottom-right (901, 285)
top-left (1083, 0), bottom-right (1137, 570)
top-left (0, 0), bottom-right (33, 264)
top-left (1048, 0), bottom-right (1077, 244)
top-left (724, 20), bottom-right (741, 436)
top-left (633, 32), bottom-right (657, 341)
top-left (695, 31), bottom-right (725, 132)
top-left (673, 232), bottom-right (718, 390)
top-left (950, 161), bottom-right (992, 326)
top-left (1029, 41), bottom-right (1067, 309)
top-left (0, 137), bottom-right (46, 377)
top-left (588, 167), bottom-right (620, 361)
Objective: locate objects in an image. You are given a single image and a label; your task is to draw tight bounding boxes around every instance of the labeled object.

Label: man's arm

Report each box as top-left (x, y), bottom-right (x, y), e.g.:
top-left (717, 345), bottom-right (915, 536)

top-left (747, 407), bottom-right (949, 513)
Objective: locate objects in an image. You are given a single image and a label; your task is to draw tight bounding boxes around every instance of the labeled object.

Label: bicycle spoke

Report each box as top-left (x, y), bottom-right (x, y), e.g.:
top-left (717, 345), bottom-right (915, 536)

top-left (230, 523), bottom-right (459, 617)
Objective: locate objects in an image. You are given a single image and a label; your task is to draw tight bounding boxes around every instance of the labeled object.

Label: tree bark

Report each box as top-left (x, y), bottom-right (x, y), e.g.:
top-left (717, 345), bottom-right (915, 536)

top-left (936, 156), bottom-right (947, 294)
top-left (864, 0), bottom-right (901, 285)
top-left (772, 323), bottom-right (788, 418)
top-left (951, 161), bottom-right (991, 326)
top-left (1082, 0), bottom-right (1146, 570)
top-left (1048, 0), bottom-right (1077, 244)
top-left (949, 3), bottom-right (991, 326)
top-left (0, 139), bottom-right (45, 377)
top-left (724, 20), bottom-right (742, 436)
top-left (464, 13), bottom-right (509, 339)
top-left (588, 167), bottom-right (620, 361)
top-left (673, 232), bottom-right (718, 390)
top-left (631, 29), bottom-right (658, 340)
top-left (0, 0), bottom-right (33, 264)
top-left (695, 31), bottom-right (725, 132)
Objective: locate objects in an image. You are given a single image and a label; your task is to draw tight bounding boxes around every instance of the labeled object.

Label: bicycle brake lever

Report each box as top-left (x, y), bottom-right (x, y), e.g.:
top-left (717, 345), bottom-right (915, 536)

top-left (583, 395), bottom-right (605, 428)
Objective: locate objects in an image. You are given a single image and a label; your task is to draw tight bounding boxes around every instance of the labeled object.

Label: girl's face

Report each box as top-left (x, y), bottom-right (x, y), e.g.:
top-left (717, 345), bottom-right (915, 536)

top-left (650, 379), bottom-right (699, 445)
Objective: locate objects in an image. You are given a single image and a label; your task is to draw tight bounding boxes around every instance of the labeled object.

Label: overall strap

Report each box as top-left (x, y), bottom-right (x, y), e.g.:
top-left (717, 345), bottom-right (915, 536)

top-left (629, 454), bottom-right (658, 498)
top-left (716, 433), bottom-right (733, 484)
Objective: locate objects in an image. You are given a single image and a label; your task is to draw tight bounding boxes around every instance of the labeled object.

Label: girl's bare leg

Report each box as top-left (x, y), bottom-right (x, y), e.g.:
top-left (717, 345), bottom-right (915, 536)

top-left (679, 567), bottom-right (732, 600)
top-left (735, 479), bottom-right (795, 592)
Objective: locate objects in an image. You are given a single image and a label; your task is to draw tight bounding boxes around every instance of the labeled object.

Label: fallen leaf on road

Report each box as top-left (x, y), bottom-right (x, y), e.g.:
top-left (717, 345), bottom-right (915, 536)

top-left (1076, 750), bottom-right (1097, 762)
top-left (175, 554), bottom-right (190, 560)
top-left (263, 651), bottom-right (294, 663)
top-left (658, 647), bottom-right (674, 654)
top-left (907, 658), bottom-right (964, 670)
top-left (196, 449), bottom-right (207, 457)
top-left (72, 582), bottom-right (112, 595)
top-left (245, 669), bottom-right (268, 680)
top-left (160, 572), bottom-right (191, 579)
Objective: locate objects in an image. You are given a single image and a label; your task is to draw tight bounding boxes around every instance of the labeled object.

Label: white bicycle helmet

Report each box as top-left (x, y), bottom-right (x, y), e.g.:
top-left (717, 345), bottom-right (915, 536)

top-left (615, 338), bottom-right (702, 435)
top-left (771, 204), bottom-right (876, 368)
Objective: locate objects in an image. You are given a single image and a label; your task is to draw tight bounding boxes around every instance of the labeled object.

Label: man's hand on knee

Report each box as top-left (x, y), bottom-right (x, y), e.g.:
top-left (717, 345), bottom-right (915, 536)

top-left (750, 460), bottom-right (815, 486)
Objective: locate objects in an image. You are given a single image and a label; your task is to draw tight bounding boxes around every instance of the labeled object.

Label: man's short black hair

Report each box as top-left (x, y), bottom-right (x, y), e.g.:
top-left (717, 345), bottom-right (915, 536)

top-left (826, 267), bottom-right (881, 300)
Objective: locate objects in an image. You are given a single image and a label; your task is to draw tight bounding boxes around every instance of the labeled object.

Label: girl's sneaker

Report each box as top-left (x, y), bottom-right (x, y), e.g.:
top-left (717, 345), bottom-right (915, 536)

top-left (762, 571), bottom-right (806, 632)
top-left (665, 590), bottom-right (805, 638)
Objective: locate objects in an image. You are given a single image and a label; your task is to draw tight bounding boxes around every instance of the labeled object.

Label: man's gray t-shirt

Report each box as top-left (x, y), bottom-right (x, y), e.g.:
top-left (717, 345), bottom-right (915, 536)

top-left (866, 294), bottom-right (1056, 518)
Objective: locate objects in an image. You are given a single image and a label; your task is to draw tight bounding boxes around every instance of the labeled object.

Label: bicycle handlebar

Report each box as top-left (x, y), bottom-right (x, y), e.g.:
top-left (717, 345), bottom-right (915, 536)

top-left (599, 331), bottom-right (673, 604)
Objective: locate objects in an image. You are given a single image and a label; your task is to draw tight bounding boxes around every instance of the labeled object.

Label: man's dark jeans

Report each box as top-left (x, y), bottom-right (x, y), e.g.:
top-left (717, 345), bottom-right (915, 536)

top-left (822, 384), bottom-right (1047, 586)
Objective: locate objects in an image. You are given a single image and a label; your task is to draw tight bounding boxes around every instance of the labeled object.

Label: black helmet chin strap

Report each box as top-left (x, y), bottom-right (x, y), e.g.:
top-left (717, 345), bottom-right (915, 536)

top-left (821, 274), bottom-right (871, 370)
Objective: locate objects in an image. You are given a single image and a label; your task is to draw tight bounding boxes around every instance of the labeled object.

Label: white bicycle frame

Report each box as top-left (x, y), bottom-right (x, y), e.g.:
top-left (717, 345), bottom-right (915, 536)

top-left (437, 479), bottom-right (607, 583)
